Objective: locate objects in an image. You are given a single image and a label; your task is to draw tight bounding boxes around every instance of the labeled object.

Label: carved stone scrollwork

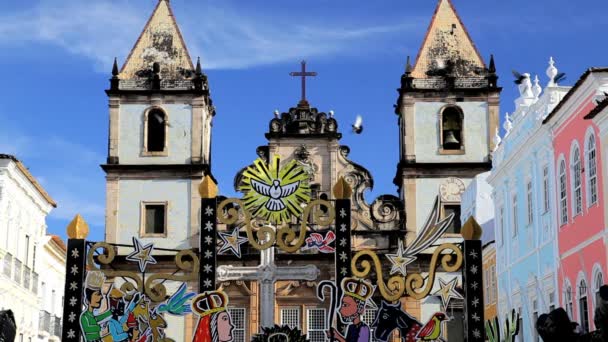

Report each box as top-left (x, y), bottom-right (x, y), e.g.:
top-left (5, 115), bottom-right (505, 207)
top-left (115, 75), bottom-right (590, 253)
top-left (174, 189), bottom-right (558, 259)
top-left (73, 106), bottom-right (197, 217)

top-left (370, 195), bottom-right (404, 228)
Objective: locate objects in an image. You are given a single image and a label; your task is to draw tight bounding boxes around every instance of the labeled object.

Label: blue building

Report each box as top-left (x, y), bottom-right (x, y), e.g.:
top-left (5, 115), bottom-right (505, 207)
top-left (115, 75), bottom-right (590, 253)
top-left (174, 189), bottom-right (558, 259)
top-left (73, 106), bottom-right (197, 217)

top-left (487, 58), bottom-right (570, 341)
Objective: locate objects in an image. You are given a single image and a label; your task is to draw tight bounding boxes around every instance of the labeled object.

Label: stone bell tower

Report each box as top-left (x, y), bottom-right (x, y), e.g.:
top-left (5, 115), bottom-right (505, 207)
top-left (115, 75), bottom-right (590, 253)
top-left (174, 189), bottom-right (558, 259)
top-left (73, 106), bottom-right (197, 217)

top-left (103, 0), bottom-right (215, 251)
top-left (394, 0), bottom-right (501, 239)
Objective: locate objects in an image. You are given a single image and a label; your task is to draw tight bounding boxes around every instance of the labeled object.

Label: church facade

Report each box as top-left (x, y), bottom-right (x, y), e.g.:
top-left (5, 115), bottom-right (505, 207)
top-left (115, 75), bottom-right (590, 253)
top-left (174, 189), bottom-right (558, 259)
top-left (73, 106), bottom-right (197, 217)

top-left (102, 0), bottom-right (499, 340)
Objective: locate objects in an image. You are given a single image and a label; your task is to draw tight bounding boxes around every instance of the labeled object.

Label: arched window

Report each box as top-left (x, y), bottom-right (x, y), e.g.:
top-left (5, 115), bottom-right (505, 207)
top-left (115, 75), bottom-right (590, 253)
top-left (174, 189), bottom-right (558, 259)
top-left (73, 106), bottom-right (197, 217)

top-left (565, 284), bottom-right (573, 319)
top-left (587, 134), bottom-right (598, 206)
top-left (572, 146), bottom-right (582, 216)
top-left (595, 271), bottom-right (604, 308)
top-left (559, 160), bottom-right (568, 225)
top-left (441, 106), bottom-right (463, 150)
top-left (146, 108), bottom-right (167, 152)
top-left (579, 279), bottom-right (589, 333)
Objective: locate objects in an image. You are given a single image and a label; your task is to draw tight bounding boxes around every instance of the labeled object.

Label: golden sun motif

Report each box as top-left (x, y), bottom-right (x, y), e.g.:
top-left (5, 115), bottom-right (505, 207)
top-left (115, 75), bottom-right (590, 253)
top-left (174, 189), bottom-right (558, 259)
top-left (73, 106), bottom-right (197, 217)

top-left (240, 155), bottom-right (311, 224)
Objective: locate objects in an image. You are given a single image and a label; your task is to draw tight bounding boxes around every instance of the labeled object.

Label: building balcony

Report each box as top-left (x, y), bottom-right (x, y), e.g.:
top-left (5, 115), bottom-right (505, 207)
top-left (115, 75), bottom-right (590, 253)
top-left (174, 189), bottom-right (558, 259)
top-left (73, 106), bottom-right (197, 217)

top-left (13, 259), bottom-right (21, 284)
top-left (410, 77), bottom-right (489, 90)
top-left (23, 266), bottom-right (30, 289)
top-left (118, 79), bottom-right (196, 90)
top-left (32, 272), bottom-right (38, 294)
top-left (51, 315), bottom-right (62, 337)
top-left (1, 252), bottom-right (12, 278)
top-left (39, 310), bottom-right (51, 333)
top-left (0, 251), bottom-right (38, 293)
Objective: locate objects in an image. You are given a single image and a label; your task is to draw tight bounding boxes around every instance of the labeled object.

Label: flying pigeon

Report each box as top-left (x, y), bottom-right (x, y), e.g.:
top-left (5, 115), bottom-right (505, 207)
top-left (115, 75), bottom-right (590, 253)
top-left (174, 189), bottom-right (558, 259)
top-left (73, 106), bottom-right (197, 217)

top-left (512, 70), bottom-right (527, 85)
top-left (554, 72), bottom-right (566, 84)
top-left (250, 179), bottom-right (300, 211)
top-left (352, 115), bottom-right (363, 134)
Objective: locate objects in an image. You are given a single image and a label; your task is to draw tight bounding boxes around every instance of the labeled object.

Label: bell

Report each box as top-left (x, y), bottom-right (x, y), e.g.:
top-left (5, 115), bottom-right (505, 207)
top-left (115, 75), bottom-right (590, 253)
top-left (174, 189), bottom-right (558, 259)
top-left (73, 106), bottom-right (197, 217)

top-left (444, 130), bottom-right (460, 145)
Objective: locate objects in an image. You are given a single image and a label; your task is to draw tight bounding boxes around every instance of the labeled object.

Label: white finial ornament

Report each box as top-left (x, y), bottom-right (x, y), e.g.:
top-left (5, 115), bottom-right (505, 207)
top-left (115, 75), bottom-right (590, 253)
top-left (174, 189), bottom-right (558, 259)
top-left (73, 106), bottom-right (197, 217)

top-left (547, 57), bottom-right (558, 87)
top-left (503, 112), bottom-right (513, 135)
top-left (274, 110), bottom-right (279, 118)
top-left (493, 127), bottom-right (502, 151)
top-left (533, 75), bottom-right (542, 98)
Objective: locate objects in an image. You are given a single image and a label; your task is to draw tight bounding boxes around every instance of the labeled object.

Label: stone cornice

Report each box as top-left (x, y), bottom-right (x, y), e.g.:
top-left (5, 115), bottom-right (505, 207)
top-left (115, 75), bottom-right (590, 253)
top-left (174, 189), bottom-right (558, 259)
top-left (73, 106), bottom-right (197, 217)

top-left (0, 159), bottom-right (55, 213)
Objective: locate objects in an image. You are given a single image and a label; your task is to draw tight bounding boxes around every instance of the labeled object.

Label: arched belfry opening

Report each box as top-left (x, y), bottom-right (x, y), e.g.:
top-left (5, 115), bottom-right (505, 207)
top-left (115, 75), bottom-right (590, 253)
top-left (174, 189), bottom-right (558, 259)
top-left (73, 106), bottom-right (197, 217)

top-left (441, 106), bottom-right (463, 150)
top-left (146, 108), bottom-right (167, 152)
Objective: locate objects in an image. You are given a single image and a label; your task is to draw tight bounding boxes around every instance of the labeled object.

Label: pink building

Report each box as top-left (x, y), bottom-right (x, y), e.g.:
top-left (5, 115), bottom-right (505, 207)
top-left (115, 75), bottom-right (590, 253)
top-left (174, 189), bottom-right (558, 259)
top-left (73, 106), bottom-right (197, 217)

top-left (543, 68), bottom-right (608, 332)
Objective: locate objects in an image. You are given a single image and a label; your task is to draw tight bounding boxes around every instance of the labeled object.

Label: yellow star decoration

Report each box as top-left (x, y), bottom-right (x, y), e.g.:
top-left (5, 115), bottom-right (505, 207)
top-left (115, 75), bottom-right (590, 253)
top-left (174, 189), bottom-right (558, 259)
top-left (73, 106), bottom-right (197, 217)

top-left (240, 155), bottom-right (311, 224)
top-left (432, 277), bottom-right (464, 310)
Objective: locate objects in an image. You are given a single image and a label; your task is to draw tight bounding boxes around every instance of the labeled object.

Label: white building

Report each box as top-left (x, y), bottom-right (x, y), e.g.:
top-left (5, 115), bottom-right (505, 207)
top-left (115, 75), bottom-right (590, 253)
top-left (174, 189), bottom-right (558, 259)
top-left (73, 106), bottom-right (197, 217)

top-left (37, 235), bottom-right (66, 341)
top-left (0, 154), bottom-right (58, 341)
top-left (460, 171), bottom-right (495, 244)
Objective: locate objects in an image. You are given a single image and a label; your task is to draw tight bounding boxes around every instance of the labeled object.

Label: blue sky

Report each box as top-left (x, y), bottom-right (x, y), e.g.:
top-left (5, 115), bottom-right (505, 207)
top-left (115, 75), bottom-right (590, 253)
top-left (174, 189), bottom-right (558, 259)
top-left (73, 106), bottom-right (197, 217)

top-left (1, 0), bottom-right (607, 242)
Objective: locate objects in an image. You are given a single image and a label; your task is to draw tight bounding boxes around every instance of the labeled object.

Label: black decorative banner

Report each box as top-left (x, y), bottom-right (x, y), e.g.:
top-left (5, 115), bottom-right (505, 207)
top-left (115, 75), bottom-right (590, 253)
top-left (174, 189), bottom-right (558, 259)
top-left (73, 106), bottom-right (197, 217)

top-left (61, 238), bottom-right (86, 341)
top-left (200, 197), bottom-right (217, 292)
top-left (462, 239), bottom-right (485, 341)
top-left (334, 198), bottom-right (351, 301)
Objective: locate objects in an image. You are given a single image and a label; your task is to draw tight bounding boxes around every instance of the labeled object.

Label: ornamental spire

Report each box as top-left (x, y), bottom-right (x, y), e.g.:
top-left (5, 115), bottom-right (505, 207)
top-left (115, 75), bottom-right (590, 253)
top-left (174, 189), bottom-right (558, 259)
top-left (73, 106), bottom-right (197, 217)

top-left (547, 57), bottom-right (558, 87)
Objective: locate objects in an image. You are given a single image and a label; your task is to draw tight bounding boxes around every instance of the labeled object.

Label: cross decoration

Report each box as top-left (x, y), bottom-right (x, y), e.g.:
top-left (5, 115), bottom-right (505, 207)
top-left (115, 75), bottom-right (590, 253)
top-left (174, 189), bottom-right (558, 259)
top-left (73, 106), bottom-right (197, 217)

top-left (289, 60), bottom-right (317, 107)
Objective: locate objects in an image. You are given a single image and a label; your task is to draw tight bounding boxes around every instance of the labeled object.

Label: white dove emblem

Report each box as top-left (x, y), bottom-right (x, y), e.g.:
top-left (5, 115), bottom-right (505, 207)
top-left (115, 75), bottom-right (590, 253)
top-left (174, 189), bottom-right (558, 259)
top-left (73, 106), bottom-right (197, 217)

top-left (251, 179), bottom-right (300, 211)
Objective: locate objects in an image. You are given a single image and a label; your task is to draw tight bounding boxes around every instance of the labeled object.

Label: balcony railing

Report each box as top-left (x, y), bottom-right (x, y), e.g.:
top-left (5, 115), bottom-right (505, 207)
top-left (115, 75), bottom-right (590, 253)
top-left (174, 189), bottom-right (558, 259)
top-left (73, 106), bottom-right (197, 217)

top-left (13, 259), bottom-right (22, 284)
top-left (118, 79), bottom-right (195, 90)
top-left (410, 77), bottom-right (489, 89)
top-left (32, 272), bottom-right (38, 294)
top-left (2, 253), bottom-right (12, 278)
top-left (51, 315), bottom-right (62, 337)
top-left (39, 310), bottom-right (51, 333)
top-left (23, 266), bottom-right (31, 290)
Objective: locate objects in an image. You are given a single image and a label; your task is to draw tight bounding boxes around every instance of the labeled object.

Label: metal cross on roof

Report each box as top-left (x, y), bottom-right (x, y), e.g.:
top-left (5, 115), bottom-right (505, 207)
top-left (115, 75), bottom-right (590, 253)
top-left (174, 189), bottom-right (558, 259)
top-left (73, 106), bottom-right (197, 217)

top-left (289, 60), bottom-right (317, 107)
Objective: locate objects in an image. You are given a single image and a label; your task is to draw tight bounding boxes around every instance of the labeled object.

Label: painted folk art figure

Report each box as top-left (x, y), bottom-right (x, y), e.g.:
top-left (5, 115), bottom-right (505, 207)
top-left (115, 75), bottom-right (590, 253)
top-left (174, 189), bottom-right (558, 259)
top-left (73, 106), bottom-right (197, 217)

top-left (191, 290), bottom-right (234, 342)
top-left (327, 277), bottom-right (375, 342)
top-left (106, 288), bottom-right (140, 342)
top-left (372, 300), bottom-right (422, 342)
top-left (80, 271), bottom-right (113, 342)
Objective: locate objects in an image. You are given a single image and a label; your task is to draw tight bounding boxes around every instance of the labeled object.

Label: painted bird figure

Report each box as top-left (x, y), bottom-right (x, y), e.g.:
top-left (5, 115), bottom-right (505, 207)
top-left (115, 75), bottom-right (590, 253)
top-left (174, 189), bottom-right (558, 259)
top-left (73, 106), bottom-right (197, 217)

top-left (251, 179), bottom-right (300, 211)
top-left (416, 312), bottom-right (449, 341)
top-left (352, 115), bottom-right (363, 134)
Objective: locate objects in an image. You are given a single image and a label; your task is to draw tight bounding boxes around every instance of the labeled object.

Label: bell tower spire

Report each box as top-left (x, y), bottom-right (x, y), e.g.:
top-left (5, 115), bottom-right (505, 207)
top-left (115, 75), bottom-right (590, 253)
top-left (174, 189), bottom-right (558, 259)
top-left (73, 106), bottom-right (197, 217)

top-left (103, 0), bottom-right (215, 261)
top-left (394, 0), bottom-right (501, 240)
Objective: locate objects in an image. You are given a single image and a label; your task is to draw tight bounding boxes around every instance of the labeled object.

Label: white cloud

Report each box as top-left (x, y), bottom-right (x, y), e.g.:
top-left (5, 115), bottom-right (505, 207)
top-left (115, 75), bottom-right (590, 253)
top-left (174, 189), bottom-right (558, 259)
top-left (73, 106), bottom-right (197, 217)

top-left (0, 0), bottom-right (420, 70)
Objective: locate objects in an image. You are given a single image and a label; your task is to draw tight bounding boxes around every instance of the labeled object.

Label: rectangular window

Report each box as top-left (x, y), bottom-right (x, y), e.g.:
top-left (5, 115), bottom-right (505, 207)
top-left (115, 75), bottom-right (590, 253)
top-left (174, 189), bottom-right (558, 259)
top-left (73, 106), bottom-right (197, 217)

top-left (484, 269), bottom-right (490, 303)
top-left (527, 181), bottom-right (534, 225)
top-left (543, 166), bottom-right (550, 213)
top-left (142, 203), bottom-right (167, 235)
top-left (499, 206), bottom-right (504, 245)
top-left (580, 297), bottom-right (589, 332)
top-left (444, 205), bottom-right (462, 234)
top-left (517, 309), bottom-right (524, 342)
top-left (589, 146), bottom-right (598, 205)
top-left (281, 307), bottom-right (300, 329)
top-left (32, 245), bottom-right (36, 270)
top-left (512, 195), bottom-right (518, 237)
top-left (560, 167), bottom-right (568, 225)
top-left (24, 235), bottom-right (30, 266)
top-left (533, 299), bottom-right (539, 342)
top-left (307, 308), bottom-right (326, 342)
top-left (228, 308), bottom-right (246, 342)
top-left (491, 266), bottom-right (497, 303)
top-left (549, 291), bottom-right (555, 312)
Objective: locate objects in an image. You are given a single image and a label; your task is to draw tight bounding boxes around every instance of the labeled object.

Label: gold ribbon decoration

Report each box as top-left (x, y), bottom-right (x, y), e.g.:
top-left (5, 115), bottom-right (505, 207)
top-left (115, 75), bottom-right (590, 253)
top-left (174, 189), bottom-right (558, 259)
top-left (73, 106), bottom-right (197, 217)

top-left (351, 243), bottom-right (463, 302)
top-left (144, 249), bottom-right (200, 302)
